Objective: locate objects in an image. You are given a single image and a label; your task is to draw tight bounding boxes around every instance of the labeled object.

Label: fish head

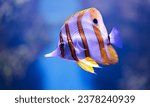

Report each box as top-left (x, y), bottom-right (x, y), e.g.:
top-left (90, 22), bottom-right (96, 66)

top-left (88, 8), bottom-right (109, 43)
top-left (88, 8), bottom-right (118, 64)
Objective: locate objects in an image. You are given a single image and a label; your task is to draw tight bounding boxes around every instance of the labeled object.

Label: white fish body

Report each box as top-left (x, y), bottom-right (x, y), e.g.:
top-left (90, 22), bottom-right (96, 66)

top-left (45, 8), bottom-right (122, 73)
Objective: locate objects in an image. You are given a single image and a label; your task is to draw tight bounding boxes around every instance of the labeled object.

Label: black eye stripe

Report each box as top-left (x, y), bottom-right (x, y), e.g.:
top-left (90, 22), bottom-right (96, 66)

top-left (93, 18), bottom-right (98, 24)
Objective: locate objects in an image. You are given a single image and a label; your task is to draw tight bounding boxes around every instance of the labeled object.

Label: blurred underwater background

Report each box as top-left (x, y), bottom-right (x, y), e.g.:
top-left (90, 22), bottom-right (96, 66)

top-left (0, 0), bottom-right (150, 90)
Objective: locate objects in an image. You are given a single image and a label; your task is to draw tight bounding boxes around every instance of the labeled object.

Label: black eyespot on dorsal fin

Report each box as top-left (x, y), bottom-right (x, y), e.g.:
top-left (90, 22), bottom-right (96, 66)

top-left (59, 42), bottom-right (64, 49)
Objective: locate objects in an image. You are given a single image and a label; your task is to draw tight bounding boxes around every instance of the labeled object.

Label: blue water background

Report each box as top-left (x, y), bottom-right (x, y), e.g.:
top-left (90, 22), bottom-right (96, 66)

top-left (0, 0), bottom-right (149, 89)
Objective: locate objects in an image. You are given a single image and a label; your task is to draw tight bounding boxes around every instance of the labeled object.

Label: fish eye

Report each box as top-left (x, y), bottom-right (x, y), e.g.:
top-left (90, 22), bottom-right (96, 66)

top-left (93, 18), bottom-right (98, 24)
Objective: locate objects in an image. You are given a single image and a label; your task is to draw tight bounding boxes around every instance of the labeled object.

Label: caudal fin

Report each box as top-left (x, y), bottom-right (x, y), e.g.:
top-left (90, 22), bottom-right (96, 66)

top-left (44, 49), bottom-right (59, 57)
top-left (44, 52), bottom-right (54, 57)
top-left (109, 27), bottom-right (122, 48)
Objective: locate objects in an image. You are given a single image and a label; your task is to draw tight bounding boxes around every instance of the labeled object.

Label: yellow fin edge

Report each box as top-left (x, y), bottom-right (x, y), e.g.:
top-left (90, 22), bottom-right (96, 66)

top-left (84, 57), bottom-right (99, 68)
top-left (77, 61), bottom-right (95, 74)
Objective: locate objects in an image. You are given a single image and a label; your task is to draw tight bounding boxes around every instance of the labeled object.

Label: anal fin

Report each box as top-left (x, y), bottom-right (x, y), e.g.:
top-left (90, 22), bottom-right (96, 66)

top-left (77, 61), bottom-right (95, 74)
top-left (77, 57), bottom-right (100, 73)
top-left (84, 57), bottom-right (99, 68)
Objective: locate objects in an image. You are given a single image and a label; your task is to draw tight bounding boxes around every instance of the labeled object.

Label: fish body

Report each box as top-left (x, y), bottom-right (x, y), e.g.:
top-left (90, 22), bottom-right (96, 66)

top-left (45, 8), bottom-right (122, 73)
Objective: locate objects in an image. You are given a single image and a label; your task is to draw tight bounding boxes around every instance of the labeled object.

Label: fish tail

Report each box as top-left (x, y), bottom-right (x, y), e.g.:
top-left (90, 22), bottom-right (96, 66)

top-left (44, 49), bottom-right (59, 57)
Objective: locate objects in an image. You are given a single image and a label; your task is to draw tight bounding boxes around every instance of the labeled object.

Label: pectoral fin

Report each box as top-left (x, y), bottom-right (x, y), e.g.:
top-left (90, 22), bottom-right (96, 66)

top-left (109, 27), bottom-right (122, 48)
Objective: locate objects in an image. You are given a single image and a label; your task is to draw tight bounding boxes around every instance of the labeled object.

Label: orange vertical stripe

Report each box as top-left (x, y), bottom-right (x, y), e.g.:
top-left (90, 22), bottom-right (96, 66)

top-left (77, 11), bottom-right (90, 57)
top-left (65, 20), bottom-right (79, 61)
top-left (93, 26), bottom-right (110, 64)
